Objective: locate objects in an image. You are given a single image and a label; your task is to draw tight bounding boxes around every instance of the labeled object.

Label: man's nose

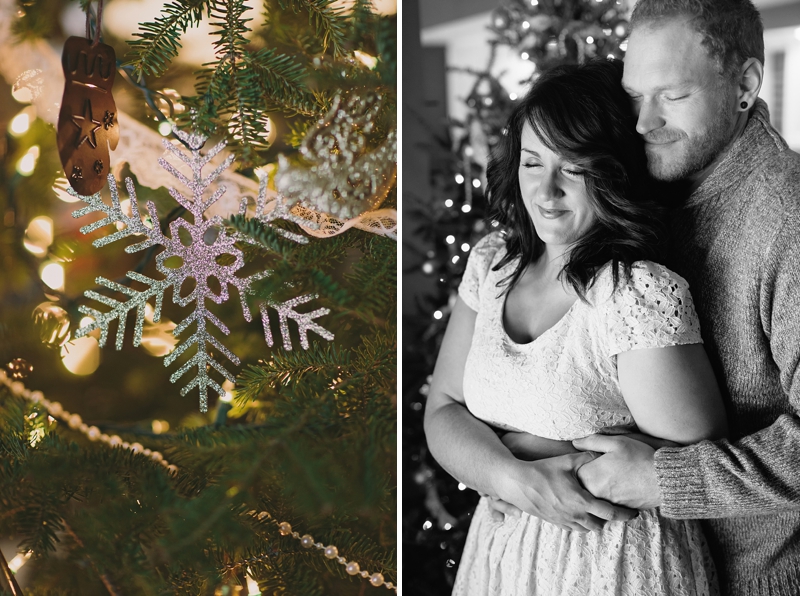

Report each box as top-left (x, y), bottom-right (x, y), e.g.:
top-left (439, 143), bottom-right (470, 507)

top-left (635, 99), bottom-right (665, 136)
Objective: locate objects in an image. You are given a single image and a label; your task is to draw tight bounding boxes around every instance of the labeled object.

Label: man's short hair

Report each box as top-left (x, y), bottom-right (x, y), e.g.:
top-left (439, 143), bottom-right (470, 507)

top-left (630, 0), bottom-right (764, 77)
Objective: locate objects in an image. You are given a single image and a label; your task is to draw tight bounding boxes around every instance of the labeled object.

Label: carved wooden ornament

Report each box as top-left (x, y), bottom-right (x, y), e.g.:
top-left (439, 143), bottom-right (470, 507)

top-left (57, 37), bottom-right (119, 196)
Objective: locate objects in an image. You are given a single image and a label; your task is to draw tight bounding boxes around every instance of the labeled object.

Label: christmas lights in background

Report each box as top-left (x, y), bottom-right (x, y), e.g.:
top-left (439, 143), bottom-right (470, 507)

top-left (404, 0), bottom-right (631, 591)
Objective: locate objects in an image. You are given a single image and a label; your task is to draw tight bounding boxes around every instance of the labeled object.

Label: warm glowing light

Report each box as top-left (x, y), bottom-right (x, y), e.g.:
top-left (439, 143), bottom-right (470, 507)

top-left (141, 319), bottom-right (178, 357)
top-left (53, 177), bottom-right (81, 203)
top-left (422, 520), bottom-right (433, 530)
top-left (60, 336), bottom-right (101, 375)
top-left (12, 86), bottom-right (33, 103)
top-left (608, 54), bottom-right (615, 59)
top-left (521, 52), bottom-right (530, 60)
top-left (458, 482), bottom-right (467, 490)
top-left (586, 36), bottom-right (594, 44)
top-left (522, 21), bottom-right (530, 29)
top-left (464, 146), bottom-right (474, 157)
top-left (461, 243), bottom-right (470, 252)
top-left (462, 204), bottom-right (472, 213)
top-left (158, 120), bottom-right (173, 136)
top-left (620, 40), bottom-right (628, 51)
top-left (152, 419), bottom-right (170, 433)
top-left (10, 111), bottom-right (31, 136)
top-left (369, 0), bottom-right (397, 15)
top-left (455, 174), bottom-right (465, 184)
top-left (445, 235), bottom-right (455, 244)
top-left (16, 145), bottom-right (40, 176)
top-left (444, 523), bottom-right (453, 530)
top-left (422, 262), bottom-right (434, 274)
top-left (24, 216), bottom-right (54, 256)
top-left (509, 92), bottom-right (518, 100)
top-left (8, 551), bottom-right (32, 573)
top-left (40, 262), bottom-right (65, 291)
top-left (531, 0), bottom-right (538, 4)
top-left (433, 310), bottom-right (443, 320)
top-left (472, 179), bottom-right (481, 189)
top-left (353, 50), bottom-right (378, 69)
top-left (444, 199), bottom-right (454, 208)
top-left (246, 571), bottom-right (262, 596)
top-left (452, 255), bottom-right (460, 264)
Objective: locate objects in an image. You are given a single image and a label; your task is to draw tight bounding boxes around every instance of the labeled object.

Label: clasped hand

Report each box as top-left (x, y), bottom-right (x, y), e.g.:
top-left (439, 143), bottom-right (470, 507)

top-left (487, 432), bottom-right (668, 530)
top-left (490, 452), bottom-right (638, 532)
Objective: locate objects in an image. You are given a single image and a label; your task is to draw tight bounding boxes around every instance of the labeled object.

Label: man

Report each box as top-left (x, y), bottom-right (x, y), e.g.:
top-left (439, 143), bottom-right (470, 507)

top-left (570, 1), bottom-right (800, 594)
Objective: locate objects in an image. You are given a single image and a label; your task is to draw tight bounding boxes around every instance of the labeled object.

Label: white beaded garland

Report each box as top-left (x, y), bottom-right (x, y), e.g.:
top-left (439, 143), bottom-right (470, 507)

top-left (346, 562), bottom-right (360, 575)
top-left (245, 510), bottom-right (396, 592)
top-left (370, 573), bottom-right (384, 587)
top-left (0, 372), bottom-right (179, 474)
top-left (0, 372), bottom-right (397, 591)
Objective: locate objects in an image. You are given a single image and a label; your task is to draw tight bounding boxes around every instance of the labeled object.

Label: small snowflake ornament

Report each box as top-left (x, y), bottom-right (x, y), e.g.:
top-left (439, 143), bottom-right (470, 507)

top-left (70, 127), bottom-right (334, 411)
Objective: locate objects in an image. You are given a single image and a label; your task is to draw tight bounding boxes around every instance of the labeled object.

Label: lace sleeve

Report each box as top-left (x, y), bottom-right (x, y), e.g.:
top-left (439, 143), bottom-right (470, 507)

top-left (457, 232), bottom-right (505, 312)
top-left (605, 261), bottom-right (703, 356)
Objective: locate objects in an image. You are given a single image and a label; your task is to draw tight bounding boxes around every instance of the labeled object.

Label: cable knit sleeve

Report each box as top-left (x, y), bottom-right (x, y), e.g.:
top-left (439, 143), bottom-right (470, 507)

top-left (457, 232), bottom-right (506, 312)
top-left (655, 209), bottom-right (800, 519)
top-left (604, 261), bottom-right (703, 357)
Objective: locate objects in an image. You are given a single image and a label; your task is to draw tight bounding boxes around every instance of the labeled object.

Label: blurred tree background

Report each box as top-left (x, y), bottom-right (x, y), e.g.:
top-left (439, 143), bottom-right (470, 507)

top-left (0, 0), bottom-right (396, 593)
top-left (402, 0), bottom-right (630, 593)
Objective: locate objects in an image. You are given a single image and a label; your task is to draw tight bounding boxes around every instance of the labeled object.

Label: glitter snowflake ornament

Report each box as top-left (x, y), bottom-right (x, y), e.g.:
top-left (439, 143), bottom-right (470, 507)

top-left (71, 128), bottom-right (334, 411)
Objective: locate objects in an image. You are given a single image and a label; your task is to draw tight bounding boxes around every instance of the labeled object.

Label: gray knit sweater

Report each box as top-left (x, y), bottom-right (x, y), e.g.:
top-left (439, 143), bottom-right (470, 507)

top-left (654, 99), bottom-right (800, 596)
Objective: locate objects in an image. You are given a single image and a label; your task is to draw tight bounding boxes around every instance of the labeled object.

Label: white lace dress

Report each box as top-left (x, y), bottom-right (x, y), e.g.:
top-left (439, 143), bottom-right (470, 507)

top-left (452, 233), bottom-right (718, 596)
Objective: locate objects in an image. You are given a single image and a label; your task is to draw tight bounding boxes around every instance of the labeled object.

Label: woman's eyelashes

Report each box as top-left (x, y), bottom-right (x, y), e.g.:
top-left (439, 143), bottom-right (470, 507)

top-left (520, 161), bottom-right (585, 178)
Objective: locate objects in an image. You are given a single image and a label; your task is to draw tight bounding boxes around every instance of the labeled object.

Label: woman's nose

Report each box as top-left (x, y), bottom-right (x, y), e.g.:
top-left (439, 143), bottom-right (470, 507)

top-left (535, 170), bottom-right (564, 202)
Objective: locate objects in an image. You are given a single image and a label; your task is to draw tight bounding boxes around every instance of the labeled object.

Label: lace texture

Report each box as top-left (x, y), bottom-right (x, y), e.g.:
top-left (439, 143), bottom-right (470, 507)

top-left (452, 233), bottom-right (716, 596)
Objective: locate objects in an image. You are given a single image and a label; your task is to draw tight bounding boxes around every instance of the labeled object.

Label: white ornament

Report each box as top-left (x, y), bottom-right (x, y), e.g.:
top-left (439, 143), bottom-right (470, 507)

top-left (70, 128), bottom-right (334, 411)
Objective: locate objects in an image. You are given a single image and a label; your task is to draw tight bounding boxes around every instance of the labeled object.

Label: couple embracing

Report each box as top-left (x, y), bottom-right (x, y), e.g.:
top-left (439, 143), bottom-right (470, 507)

top-left (424, 0), bottom-right (800, 594)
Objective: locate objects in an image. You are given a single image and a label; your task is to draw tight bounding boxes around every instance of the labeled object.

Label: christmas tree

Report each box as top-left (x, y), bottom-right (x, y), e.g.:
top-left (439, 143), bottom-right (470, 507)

top-left (0, 0), bottom-right (396, 593)
top-left (403, 0), bottom-right (629, 592)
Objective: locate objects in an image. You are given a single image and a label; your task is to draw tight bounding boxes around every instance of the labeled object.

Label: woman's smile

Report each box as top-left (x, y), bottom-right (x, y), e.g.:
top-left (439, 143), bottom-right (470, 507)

top-left (536, 205), bottom-right (571, 219)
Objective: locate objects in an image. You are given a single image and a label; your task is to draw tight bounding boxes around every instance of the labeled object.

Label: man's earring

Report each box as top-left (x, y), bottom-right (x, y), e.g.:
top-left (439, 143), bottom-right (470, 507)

top-left (740, 101), bottom-right (748, 109)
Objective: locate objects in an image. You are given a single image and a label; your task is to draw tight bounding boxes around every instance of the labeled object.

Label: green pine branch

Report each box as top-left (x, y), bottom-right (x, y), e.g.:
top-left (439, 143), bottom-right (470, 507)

top-left (125, 0), bottom-right (207, 79)
top-left (279, 0), bottom-right (350, 57)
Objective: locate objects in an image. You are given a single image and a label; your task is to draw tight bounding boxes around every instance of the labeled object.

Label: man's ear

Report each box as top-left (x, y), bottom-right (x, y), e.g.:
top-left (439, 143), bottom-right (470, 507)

top-left (737, 58), bottom-right (763, 111)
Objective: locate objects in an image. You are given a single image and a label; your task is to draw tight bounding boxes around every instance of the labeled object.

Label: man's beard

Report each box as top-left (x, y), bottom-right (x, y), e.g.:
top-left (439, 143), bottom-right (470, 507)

top-left (644, 104), bottom-right (735, 183)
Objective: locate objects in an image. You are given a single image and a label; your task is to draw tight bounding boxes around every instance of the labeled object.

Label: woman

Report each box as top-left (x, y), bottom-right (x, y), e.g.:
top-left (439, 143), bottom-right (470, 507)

top-left (423, 59), bottom-right (726, 595)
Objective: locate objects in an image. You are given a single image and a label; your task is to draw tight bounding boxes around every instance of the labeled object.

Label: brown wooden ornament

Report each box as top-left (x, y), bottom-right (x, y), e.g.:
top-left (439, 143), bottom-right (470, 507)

top-left (57, 36), bottom-right (119, 196)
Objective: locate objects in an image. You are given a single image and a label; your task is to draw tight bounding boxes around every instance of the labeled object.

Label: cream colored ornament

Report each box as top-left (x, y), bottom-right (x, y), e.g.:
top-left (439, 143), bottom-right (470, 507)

top-left (275, 93), bottom-right (396, 220)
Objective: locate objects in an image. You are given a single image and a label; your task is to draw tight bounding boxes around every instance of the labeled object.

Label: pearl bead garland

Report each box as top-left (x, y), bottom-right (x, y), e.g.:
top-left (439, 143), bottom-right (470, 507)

top-left (1, 372), bottom-right (396, 591)
top-left (262, 514), bottom-right (396, 592)
top-left (0, 371), bottom-right (177, 473)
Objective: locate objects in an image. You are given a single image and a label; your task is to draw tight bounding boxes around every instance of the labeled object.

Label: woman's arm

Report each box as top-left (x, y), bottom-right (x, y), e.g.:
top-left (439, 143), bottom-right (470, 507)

top-left (616, 343), bottom-right (728, 444)
top-left (572, 343), bottom-right (728, 509)
top-left (424, 297), bottom-right (637, 531)
top-left (423, 297), bottom-right (519, 498)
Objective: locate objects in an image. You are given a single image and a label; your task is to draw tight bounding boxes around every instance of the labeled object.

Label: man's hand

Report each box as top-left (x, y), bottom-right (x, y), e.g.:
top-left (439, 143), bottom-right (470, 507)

top-left (572, 434), bottom-right (662, 509)
top-left (493, 452), bottom-right (638, 532)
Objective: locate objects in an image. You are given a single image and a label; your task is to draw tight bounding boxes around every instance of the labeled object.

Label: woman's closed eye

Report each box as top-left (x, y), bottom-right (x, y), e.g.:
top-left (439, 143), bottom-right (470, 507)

top-left (561, 167), bottom-right (585, 178)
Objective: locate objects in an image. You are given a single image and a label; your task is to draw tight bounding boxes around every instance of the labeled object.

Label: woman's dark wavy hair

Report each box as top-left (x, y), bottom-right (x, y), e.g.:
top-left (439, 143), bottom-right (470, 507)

top-left (487, 58), bottom-right (662, 300)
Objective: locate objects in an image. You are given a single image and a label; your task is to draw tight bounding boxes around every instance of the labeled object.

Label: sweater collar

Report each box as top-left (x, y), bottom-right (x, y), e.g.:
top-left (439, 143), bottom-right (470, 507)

top-left (689, 99), bottom-right (787, 204)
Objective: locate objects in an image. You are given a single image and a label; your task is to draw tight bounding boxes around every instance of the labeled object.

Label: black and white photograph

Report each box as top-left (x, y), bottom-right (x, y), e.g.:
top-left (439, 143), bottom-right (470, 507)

top-left (403, 0), bottom-right (800, 595)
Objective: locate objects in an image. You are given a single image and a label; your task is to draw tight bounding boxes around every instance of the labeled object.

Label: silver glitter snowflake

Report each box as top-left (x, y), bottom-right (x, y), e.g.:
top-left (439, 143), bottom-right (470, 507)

top-left (70, 128), bottom-right (334, 411)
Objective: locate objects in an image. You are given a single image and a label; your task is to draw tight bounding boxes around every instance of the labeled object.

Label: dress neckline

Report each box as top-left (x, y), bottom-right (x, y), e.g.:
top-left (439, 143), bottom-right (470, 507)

top-left (497, 266), bottom-right (580, 348)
